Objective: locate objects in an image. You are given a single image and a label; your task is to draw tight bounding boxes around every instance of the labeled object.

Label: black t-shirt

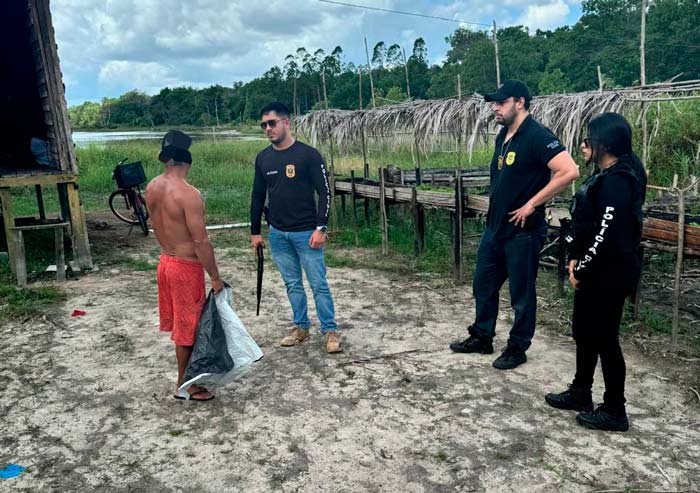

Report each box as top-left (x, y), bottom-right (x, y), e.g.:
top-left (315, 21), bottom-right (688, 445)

top-left (250, 140), bottom-right (331, 234)
top-left (487, 115), bottom-right (566, 238)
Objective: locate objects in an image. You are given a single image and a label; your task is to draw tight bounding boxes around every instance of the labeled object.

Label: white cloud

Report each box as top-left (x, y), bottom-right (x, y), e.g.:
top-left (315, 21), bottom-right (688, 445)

top-left (517, 0), bottom-right (571, 30)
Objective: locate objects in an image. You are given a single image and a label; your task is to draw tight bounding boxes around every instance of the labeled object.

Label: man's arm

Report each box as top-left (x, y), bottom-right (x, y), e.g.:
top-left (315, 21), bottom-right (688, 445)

top-left (509, 151), bottom-right (579, 227)
top-left (182, 189), bottom-right (223, 293)
top-left (250, 156), bottom-right (267, 249)
top-left (309, 148), bottom-right (331, 249)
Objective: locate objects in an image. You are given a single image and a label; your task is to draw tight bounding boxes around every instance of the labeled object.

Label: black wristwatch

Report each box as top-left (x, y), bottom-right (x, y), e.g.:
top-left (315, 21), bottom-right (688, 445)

top-left (316, 225), bottom-right (328, 233)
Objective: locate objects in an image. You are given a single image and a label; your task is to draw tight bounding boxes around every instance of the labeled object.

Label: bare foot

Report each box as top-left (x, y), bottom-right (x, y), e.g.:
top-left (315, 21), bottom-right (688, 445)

top-left (174, 385), bottom-right (214, 401)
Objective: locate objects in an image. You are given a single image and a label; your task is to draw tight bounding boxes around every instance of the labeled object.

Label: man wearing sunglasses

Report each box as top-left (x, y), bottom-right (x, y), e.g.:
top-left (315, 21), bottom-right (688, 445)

top-left (449, 80), bottom-right (579, 369)
top-left (250, 102), bottom-right (341, 354)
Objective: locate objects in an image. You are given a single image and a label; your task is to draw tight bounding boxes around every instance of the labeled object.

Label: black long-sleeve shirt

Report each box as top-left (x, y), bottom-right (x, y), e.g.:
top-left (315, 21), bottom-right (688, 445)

top-left (250, 140), bottom-right (331, 235)
top-left (572, 172), bottom-right (642, 283)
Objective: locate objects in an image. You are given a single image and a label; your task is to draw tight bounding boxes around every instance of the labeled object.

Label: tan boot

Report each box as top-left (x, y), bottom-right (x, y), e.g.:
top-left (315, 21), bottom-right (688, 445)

top-left (325, 331), bottom-right (342, 353)
top-left (280, 326), bottom-right (309, 347)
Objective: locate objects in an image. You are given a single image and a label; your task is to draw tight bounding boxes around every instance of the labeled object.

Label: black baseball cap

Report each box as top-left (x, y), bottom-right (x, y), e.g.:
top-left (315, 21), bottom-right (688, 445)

top-left (158, 130), bottom-right (193, 165)
top-left (484, 79), bottom-right (531, 103)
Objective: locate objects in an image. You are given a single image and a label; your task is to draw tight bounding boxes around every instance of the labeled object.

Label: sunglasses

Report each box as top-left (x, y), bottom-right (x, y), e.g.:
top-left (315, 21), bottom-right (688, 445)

top-left (260, 118), bottom-right (284, 130)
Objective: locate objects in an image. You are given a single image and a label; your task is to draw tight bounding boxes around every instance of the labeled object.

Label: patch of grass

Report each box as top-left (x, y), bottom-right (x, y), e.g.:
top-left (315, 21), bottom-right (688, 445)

top-left (0, 264), bottom-right (66, 322)
top-left (168, 429), bottom-right (185, 437)
top-left (121, 258), bottom-right (157, 271)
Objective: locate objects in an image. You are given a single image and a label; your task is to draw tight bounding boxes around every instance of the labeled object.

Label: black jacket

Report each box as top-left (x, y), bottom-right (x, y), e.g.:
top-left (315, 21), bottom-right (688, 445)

top-left (568, 155), bottom-right (647, 283)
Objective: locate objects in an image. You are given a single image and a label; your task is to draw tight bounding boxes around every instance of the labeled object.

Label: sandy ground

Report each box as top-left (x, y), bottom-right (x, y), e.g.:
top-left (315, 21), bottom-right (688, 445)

top-left (1, 221), bottom-right (699, 492)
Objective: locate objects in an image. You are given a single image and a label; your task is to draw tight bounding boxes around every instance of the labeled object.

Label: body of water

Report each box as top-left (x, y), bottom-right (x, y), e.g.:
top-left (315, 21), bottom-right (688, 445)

top-left (72, 130), bottom-right (265, 147)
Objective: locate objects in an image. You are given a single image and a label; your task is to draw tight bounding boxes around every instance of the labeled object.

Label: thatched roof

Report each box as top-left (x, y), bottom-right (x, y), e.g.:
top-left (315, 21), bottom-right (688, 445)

top-left (296, 79), bottom-right (700, 156)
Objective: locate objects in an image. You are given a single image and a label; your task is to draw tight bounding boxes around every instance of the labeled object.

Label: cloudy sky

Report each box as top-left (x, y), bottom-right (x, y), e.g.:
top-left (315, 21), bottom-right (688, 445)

top-left (52, 0), bottom-right (584, 106)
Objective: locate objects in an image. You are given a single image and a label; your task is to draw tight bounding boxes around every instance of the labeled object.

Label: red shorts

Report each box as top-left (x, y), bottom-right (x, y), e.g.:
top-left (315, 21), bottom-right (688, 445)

top-left (156, 254), bottom-right (205, 346)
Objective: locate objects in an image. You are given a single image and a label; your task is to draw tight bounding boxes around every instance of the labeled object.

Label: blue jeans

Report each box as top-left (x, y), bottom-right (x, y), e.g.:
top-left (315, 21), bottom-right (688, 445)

top-left (469, 223), bottom-right (546, 351)
top-left (268, 227), bottom-right (337, 334)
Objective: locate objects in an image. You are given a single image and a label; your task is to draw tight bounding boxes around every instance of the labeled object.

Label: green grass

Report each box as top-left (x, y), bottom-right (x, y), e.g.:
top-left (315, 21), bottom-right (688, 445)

top-left (0, 263), bottom-right (66, 322)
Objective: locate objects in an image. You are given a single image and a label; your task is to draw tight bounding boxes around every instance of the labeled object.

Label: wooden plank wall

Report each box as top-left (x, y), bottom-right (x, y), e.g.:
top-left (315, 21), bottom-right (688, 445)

top-left (28, 0), bottom-right (77, 174)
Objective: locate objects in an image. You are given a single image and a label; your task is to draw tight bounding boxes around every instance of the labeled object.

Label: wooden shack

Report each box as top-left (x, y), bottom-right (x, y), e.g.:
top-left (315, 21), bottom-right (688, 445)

top-left (0, 0), bottom-right (92, 284)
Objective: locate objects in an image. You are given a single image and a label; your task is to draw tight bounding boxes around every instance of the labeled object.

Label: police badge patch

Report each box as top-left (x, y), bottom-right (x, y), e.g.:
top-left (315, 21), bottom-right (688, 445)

top-left (506, 151), bottom-right (516, 166)
top-left (285, 164), bottom-right (296, 178)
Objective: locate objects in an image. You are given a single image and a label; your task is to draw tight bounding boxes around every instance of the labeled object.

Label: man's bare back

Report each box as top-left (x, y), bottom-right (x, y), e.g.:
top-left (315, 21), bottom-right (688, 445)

top-left (146, 174), bottom-right (201, 261)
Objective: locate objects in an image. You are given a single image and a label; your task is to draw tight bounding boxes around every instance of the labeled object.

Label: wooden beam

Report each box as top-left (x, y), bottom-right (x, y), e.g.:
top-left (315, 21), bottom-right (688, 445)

top-left (65, 182), bottom-right (93, 268)
top-left (0, 173), bottom-right (78, 187)
top-left (379, 168), bottom-right (388, 255)
top-left (0, 188), bottom-right (18, 276)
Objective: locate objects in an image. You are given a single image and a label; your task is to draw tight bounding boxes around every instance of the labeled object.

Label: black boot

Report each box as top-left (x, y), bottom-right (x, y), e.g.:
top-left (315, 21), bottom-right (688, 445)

top-left (449, 335), bottom-right (494, 354)
top-left (492, 342), bottom-right (527, 370)
top-left (545, 384), bottom-right (594, 412)
top-left (576, 404), bottom-right (629, 432)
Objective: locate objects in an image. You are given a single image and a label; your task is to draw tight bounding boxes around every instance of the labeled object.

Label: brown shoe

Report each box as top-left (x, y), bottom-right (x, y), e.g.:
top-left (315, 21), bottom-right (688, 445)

top-left (280, 326), bottom-right (309, 347)
top-left (325, 331), bottom-right (342, 353)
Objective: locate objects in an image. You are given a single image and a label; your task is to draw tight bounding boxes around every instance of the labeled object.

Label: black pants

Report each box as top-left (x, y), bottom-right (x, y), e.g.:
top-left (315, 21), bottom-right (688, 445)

top-left (470, 224), bottom-right (546, 351)
top-left (571, 264), bottom-right (639, 408)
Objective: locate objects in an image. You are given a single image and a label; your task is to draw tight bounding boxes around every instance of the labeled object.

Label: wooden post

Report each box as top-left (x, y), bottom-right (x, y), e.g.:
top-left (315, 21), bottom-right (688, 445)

top-left (457, 73), bottom-right (462, 99)
top-left (361, 126), bottom-right (370, 223)
top-left (453, 169), bottom-right (464, 282)
top-left (321, 70), bottom-right (329, 109)
top-left (327, 123), bottom-right (338, 230)
top-left (35, 185), bottom-right (46, 221)
top-left (11, 230), bottom-right (26, 286)
top-left (492, 20), bottom-right (501, 87)
top-left (358, 68), bottom-right (363, 110)
top-left (350, 170), bottom-right (359, 246)
top-left (379, 167), bottom-right (388, 255)
top-left (671, 189), bottom-right (685, 352)
top-left (65, 182), bottom-right (93, 268)
top-left (402, 47), bottom-right (411, 99)
top-left (55, 226), bottom-right (65, 282)
top-left (415, 167), bottom-right (425, 253)
top-left (0, 188), bottom-right (18, 276)
top-left (364, 38), bottom-right (376, 108)
top-left (640, 0), bottom-right (648, 171)
top-left (597, 65), bottom-right (604, 92)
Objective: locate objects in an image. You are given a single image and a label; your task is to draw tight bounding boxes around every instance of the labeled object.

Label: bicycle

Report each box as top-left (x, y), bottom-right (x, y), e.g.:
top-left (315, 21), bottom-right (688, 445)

top-left (109, 158), bottom-right (149, 236)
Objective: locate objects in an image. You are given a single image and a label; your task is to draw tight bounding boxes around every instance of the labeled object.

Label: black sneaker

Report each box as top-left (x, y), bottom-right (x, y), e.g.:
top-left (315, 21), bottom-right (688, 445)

top-left (545, 385), bottom-right (594, 412)
top-left (449, 335), bottom-right (494, 354)
top-left (492, 343), bottom-right (527, 370)
top-left (576, 404), bottom-right (629, 432)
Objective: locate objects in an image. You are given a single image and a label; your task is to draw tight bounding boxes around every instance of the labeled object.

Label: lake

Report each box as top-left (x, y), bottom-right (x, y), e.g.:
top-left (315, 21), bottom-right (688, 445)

top-left (72, 129), bottom-right (265, 147)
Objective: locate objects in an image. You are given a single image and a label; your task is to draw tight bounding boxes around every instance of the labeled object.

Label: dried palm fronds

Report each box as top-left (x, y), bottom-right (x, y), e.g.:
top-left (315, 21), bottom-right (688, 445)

top-left (296, 80), bottom-right (700, 157)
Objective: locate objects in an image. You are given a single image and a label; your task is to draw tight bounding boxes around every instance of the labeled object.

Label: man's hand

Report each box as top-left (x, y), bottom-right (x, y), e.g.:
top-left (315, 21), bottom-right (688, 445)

top-left (211, 277), bottom-right (224, 294)
top-left (508, 201), bottom-right (536, 228)
top-left (568, 259), bottom-right (577, 275)
top-left (251, 234), bottom-right (265, 251)
top-left (309, 230), bottom-right (327, 249)
top-left (568, 270), bottom-right (580, 290)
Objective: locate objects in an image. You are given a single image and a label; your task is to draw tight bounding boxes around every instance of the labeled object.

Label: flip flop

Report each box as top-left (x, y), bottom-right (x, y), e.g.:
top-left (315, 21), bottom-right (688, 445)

top-left (173, 387), bottom-right (215, 401)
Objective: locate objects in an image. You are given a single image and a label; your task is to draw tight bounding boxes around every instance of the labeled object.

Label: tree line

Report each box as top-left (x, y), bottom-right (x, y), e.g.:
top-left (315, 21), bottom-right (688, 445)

top-left (69, 0), bottom-right (700, 129)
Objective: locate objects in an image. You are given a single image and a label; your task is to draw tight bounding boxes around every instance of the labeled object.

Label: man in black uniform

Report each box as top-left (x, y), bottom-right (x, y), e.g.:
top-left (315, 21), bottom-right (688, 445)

top-left (250, 102), bottom-right (341, 354)
top-left (450, 80), bottom-right (579, 369)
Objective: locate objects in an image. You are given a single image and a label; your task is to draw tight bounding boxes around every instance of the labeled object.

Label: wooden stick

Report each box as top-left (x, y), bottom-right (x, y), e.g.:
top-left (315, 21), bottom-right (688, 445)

top-left (671, 188), bottom-right (685, 352)
top-left (350, 170), bottom-right (359, 246)
top-left (364, 37), bottom-right (376, 108)
top-left (492, 20), bottom-right (501, 87)
top-left (379, 167), bottom-right (388, 255)
top-left (402, 47), bottom-right (411, 99)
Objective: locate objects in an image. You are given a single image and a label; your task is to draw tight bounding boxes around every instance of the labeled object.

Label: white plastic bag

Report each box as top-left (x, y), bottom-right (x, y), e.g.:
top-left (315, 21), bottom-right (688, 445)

top-left (179, 286), bottom-right (263, 391)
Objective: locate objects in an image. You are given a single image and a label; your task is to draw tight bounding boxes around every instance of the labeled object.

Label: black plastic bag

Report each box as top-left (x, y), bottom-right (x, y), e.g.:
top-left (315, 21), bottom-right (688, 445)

top-left (180, 291), bottom-right (234, 386)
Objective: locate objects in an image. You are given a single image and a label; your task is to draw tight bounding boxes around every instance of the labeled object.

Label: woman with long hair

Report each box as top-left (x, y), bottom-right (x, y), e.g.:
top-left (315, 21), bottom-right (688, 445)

top-left (545, 112), bottom-right (647, 431)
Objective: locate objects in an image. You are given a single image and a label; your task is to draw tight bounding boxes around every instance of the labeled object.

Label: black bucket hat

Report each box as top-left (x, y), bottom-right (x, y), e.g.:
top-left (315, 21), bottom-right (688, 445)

top-left (158, 130), bottom-right (193, 165)
top-left (484, 79), bottom-right (532, 103)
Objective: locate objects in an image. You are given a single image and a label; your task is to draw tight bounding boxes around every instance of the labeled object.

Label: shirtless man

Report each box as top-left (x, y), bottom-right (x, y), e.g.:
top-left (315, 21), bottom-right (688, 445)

top-left (146, 130), bottom-right (223, 401)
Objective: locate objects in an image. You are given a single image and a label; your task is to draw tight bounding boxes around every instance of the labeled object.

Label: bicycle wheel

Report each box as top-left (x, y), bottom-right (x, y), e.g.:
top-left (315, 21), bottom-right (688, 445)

top-left (133, 194), bottom-right (149, 236)
top-left (109, 189), bottom-right (139, 225)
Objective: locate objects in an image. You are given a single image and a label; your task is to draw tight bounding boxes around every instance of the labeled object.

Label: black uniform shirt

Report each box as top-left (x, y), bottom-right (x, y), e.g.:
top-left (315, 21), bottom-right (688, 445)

top-left (487, 115), bottom-right (566, 238)
top-left (250, 141), bottom-right (331, 234)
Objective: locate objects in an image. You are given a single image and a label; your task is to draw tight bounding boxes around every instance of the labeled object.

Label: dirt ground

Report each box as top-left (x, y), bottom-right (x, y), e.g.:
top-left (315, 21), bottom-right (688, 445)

top-left (1, 216), bottom-right (699, 492)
